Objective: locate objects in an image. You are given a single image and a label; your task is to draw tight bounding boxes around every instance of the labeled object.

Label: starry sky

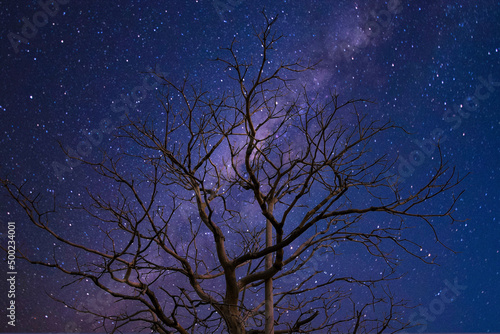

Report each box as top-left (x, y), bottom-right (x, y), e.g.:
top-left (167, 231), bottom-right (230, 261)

top-left (0, 0), bottom-right (499, 333)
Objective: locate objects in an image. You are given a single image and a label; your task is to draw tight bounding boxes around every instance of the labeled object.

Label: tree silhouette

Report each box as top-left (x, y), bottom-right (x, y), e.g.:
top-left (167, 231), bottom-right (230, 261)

top-left (1, 13), bottom-right (463, 334)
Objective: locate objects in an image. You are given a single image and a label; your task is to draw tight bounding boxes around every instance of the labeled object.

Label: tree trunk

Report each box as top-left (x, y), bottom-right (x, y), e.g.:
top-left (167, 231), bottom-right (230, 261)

top-left (224, 311), bottom-right (247, 334)
top-left (265, 202), bottom-right (275, 334)
top-left (222, 267), bottom-right (247, 334)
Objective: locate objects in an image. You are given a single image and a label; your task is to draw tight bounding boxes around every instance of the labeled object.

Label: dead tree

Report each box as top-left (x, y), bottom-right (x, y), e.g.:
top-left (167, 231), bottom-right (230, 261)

top-left (1, 13), bottom-right (463, 334)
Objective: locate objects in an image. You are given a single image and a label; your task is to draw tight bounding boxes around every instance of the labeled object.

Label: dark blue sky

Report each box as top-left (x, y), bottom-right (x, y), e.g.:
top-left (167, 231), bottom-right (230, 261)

top-left (1, 0), bottom-right (499, 333)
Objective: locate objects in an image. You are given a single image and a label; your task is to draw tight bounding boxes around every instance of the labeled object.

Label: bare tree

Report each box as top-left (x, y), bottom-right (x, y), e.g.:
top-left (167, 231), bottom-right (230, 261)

top-left (1, 13), bottom-right (463, 334)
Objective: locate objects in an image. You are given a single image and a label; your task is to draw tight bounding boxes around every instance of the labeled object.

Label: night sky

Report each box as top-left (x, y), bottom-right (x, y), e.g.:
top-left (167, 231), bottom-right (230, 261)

top-left (1, 0), bottom-right (499, 333)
